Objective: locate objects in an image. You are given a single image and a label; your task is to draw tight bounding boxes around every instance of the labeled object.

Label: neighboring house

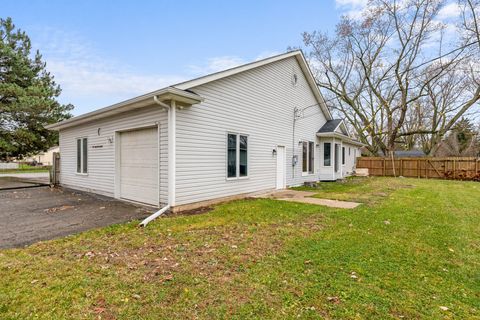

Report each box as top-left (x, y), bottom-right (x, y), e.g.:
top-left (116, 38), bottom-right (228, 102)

top-left (24, 146), bottom-right (59, 165)
top-left (393, 150), bottom-right (426, 158)
top-left (47, 51), bottom-right (363, 211)
top-left (375, 150), bottom-right (426, 158)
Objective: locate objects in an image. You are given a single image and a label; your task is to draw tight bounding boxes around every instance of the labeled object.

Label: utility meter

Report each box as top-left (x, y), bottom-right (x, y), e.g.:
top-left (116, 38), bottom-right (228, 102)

top-left (292, 155), bottom-right (298, 166)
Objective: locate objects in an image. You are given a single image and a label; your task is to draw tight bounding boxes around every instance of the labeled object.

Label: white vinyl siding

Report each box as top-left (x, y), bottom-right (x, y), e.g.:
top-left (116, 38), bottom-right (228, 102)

top-left (59, 106), bottom-right (168, 205)
top-left (175, 56), bottom-right (327, 206)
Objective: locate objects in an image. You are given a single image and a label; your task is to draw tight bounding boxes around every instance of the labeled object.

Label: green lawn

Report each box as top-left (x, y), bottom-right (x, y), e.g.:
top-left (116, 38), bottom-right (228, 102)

top-left (0, 164), bottom-right (50, 174)
top-left (1, 177), bottom-right (479, 319)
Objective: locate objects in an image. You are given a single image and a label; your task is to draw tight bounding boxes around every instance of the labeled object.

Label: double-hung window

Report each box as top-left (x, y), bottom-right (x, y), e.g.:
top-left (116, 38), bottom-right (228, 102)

top-left (323, 142), bottom-right (331, 166)
top-left (76, 138), bottom-right (88, 174)
top-left (302, 141), bottom-right (314, 175)
top-left (227, 133), bottom-right (248, 179)
top-left (342, 147), bottom-right (346, 165)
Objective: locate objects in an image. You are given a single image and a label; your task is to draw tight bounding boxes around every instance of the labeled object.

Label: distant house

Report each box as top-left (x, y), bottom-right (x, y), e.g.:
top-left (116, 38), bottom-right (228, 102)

top-left (393, 150), bottom-right (426, 158)
top-left (24, 146), bottom-right (59, 165)
top-left (373, 149), bottom-right (426, 158)
top-left (47, 51), bottom-right (363, 211)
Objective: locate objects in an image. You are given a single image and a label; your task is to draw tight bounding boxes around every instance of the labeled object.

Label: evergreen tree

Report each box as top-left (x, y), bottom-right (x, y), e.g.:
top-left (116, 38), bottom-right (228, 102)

top-left (0, 17), bottom-right (73, 161)
top-left (451, 117), bottom-right (478, 155)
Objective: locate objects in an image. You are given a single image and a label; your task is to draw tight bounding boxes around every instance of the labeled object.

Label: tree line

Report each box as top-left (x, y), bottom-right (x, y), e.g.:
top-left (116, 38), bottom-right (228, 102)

top-left (301, 0), bottom-right (480, 156)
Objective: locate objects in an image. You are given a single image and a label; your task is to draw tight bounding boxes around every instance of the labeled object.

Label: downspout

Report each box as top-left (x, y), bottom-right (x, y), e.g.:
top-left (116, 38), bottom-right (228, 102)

top-left (139, 96), bottom-right (176, 227)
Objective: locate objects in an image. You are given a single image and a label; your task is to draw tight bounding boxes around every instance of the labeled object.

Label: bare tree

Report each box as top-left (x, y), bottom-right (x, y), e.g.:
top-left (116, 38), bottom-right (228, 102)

top-left (303, 0), bottom-right (480, 155)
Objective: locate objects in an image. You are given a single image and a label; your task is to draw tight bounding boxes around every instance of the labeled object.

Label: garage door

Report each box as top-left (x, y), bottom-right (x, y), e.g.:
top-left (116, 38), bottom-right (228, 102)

top-left (120, 127), bottom-right (158, 206)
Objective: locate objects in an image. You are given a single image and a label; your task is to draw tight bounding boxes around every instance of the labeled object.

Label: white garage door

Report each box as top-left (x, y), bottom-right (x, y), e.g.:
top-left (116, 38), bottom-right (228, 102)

top-left (120, 127), bottom-right (158, 206)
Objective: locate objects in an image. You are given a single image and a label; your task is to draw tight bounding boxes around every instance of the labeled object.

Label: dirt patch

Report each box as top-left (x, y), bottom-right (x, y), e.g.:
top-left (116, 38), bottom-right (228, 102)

top-left (168, 206), bottom-right (214, 217)
top-left (43, 205), bottom-right (75, 213)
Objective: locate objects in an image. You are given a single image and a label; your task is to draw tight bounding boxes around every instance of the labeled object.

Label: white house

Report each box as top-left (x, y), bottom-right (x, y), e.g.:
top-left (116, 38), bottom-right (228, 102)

top-left (24, 146), bottom-right (59, 165)
top-left (47, 51), bottom-right (363, 211)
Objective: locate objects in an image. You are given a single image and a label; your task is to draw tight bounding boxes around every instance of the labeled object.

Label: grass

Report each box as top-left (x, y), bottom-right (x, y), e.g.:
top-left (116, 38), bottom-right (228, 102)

top-left (0, 164), bottom-right (50, 174)
top-left (1, 177), bottom-right (479, 319)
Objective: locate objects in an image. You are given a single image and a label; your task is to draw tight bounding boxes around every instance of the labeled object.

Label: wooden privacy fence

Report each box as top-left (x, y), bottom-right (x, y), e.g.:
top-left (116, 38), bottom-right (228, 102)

top-left (357, 157), bottom-right (480, 181)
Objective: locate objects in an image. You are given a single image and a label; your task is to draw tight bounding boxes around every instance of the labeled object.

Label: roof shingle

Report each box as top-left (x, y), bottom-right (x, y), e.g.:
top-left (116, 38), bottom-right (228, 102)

top-left (317, 119), bottom-right (343, 133)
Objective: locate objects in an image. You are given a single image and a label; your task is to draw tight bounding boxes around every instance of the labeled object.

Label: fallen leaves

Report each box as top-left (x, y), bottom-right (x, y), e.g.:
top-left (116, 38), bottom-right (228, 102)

top-left (327, 296), bottom-right (341, 304)
top-left (43, 205), bottom-right (75, 213)
top-left (84, 251), bottom-right (95, 259)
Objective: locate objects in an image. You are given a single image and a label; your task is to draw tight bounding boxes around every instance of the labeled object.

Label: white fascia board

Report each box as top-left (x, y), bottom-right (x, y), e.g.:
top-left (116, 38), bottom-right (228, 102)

top-left (174, 51), bottom-right (301, 90)
top-left (47, 87), bottom-right (203, 131)
top-left (317, 132), bottom-right (365, 146)
top-left (332, 120), bottom-right (351, 138)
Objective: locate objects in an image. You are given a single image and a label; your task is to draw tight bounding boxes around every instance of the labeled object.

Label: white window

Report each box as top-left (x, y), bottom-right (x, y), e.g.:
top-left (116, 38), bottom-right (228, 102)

top-left (302, 141), bottom-right (314, 175)
top-left (323, 142), bottom-right (331, 166)
top-left (76, 138), bottom-right (88, 174)
top-left (227, 133), bottom-right (248, 179)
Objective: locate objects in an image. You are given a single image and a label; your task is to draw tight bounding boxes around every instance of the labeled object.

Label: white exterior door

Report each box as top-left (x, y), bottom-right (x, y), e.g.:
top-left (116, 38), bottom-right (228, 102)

top-left (119, 127), bottom-right (158, 206)
top-left (276, 146), bottom-right (286, 189)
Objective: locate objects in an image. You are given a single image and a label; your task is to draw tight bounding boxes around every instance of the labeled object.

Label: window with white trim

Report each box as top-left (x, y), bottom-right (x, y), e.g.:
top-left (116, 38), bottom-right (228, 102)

top-left (323, 142), bottom-right (331, 166)
top-left (76, 138), bottom-right (88, 174)
top-left (302, 141), bottom-right (314, 174)
top-left (342, 147), bottom-right (346, 165)
top-left (227, 133), bottom-right (248, 179)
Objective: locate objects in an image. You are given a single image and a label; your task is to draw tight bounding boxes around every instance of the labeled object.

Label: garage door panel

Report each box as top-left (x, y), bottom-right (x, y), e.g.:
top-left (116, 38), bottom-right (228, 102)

top-left (120, 127), bottom-right (158, 206)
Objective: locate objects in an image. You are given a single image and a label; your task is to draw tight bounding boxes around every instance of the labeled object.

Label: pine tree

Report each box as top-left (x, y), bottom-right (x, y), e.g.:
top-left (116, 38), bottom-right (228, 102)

top-left (0, 17), bottom-right (73, 161)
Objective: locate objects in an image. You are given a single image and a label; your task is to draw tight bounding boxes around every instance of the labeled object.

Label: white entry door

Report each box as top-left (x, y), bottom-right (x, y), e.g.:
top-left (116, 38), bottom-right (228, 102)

top-left (276, 146), bottom-right (286, 189)
top-left (119, 127), bottom-right (158, 206)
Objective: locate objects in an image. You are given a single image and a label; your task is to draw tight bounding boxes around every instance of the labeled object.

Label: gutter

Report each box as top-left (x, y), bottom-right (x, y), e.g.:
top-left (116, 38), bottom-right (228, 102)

top-left (316, 132), bottom-right (366, 147)
top-left (139, 96), bottom-right (177, 226)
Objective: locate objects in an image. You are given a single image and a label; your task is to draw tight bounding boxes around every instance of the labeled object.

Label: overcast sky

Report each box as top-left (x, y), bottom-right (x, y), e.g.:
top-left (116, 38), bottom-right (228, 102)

top-left (3, 0), bottom-right (462, 115)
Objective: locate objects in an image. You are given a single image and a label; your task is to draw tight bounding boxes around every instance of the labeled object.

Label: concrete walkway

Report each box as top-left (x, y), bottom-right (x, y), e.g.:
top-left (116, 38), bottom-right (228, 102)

top-left (256, 190), bottom-right (361, 209)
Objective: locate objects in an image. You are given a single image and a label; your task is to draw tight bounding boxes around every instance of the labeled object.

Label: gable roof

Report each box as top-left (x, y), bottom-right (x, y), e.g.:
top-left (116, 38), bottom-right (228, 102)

top-left (47, 50), bottom-right (331, 130)
top-left (318, 119), bottom-right (343, 134)
top-left (317, 119), bottom-right (350, 136)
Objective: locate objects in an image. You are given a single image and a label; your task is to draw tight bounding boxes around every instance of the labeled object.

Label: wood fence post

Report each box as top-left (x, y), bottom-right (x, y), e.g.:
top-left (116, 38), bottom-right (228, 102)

top-left (453, 159), bottom-right (456, 179)
top-left (426, 160), bottom-right (429, 178)
top-left (417, 159), bottom-right (420, 178)
top-left (383, 158), bottom-right (386, 176)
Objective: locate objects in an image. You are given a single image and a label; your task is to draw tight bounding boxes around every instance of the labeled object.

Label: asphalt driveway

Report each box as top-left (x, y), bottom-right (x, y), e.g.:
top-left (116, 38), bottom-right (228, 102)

top-left (0, 172), bottom-right (50, 189)
top-left (0, 185), bottom-right (152, 249)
